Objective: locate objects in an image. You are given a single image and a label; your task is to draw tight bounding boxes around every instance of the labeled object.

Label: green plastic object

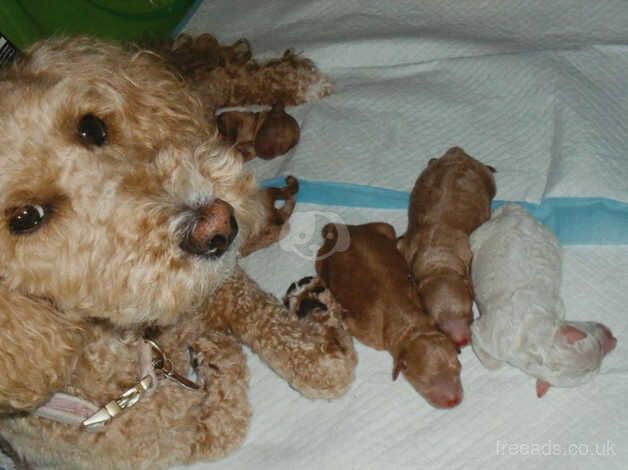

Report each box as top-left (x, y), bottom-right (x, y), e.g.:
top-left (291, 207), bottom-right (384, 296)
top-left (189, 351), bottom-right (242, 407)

top-left (0, 0), bottom-right (198, 51)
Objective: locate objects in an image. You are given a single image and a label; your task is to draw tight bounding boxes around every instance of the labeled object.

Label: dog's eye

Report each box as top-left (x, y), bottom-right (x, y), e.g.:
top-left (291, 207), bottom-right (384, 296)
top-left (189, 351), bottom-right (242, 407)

top-left (7, 205), bottom-right (47, 234)
top-left (78, 114), bottom-right (107, 146)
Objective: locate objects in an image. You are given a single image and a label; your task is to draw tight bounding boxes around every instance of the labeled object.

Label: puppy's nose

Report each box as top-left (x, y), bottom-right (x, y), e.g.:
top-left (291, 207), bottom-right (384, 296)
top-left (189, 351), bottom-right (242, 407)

top-left (441, 318), bottom-right (471, 348)
top-left (432, 390), bottom-right (463, 409)
top-left (428, 377), bottom-right (463, 409)
top-left (442, 394), bottom-right (462, 408)
top-left (598, 325), bottom-right (617, 356)
top-left (180, 199), bottom-right (238, 258)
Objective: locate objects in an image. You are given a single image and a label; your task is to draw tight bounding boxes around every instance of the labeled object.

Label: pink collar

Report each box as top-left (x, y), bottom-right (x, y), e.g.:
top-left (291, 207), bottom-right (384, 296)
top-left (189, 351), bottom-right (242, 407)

top-left (33, 338), bottom-right (198, 432)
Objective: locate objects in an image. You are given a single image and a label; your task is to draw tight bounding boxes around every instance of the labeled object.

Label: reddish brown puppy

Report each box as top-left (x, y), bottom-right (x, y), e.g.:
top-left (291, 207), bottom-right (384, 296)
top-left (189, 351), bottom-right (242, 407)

top-left (313, 223), bottom-right (463, 408)
top-left (217, 104), bottom-right (300, 161)
top-left (398, 147), bottom-right (496, 348)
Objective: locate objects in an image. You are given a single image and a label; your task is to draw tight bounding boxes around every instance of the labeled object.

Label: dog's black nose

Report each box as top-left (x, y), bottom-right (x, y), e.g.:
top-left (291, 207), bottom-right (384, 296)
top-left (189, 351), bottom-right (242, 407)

top-left (180, 199), bottom-right (238, 258)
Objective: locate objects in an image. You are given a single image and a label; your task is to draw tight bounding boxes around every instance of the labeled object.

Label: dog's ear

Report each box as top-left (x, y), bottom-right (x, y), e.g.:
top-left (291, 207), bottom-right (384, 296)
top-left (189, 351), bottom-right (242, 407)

top-left (464, 277), bottom-right (475, 299)
top-left (0, 285), bottom-right (83, 414)
top-left (392, 351), bottom-right (408, 381)
top-left (559, 324), bottom-right (588, 343)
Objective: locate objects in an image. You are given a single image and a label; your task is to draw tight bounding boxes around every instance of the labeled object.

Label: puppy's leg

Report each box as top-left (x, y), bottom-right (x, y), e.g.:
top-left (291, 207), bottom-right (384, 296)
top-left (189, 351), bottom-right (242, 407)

top-left (215, 268), bottom-right (355, 399)
top-left (240, 176), bottom-right (299, 256)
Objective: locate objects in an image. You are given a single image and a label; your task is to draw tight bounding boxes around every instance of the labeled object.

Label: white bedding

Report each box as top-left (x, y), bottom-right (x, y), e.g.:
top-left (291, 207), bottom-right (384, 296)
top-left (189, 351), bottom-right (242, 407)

top-left (176, 2), bottom-right (628, 469)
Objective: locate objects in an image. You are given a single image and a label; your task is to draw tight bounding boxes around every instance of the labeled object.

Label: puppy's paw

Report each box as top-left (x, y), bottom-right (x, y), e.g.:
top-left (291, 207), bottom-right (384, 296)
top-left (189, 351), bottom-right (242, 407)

top-left (239, 176), bottom-right (299, 256)
top-left (275, 50), bottom-right (333, 103)
top-left (304, 75), bottom-right (333, 101)
top-left (283, 276), bottom-right (343, 327)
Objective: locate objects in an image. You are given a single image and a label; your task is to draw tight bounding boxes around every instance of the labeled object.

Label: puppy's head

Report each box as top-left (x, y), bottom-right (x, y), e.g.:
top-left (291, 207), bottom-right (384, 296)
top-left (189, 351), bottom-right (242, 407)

top-left (418, 274), bottom-right (473, 347)
top-left (529, 322), bottom-right (616, 394)
top-left (0, 37), bottom-right (261, 326)
top-left (393, 329), bottom-right (463, 408)
top-left (436, 146), bottom-right (497, 200)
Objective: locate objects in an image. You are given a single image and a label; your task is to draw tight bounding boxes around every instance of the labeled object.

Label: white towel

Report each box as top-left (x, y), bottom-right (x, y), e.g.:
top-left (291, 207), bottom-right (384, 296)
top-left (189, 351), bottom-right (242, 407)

top-left (176, 2), bottom-right (628, 469)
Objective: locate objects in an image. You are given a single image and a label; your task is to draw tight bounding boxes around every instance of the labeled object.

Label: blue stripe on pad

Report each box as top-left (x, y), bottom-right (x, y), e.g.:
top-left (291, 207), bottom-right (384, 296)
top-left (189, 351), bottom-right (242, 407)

top-left (262, 177), bottom-right (411, 209)
top-left (262, 177), bottom-right (628, 245)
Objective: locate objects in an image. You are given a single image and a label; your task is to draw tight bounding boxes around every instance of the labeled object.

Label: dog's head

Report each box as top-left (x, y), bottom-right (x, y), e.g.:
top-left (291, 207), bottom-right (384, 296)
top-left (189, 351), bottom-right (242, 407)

top-left (418, 274), bottom-right (474, 347)
top-left (525, 321), bottom-right (617, 394)
top-left (0, 37), bottom-right (262, 327)
top-left (393, 328), bottom-right (463, 408)
top-left (433, 146), bottom-right (496, 200)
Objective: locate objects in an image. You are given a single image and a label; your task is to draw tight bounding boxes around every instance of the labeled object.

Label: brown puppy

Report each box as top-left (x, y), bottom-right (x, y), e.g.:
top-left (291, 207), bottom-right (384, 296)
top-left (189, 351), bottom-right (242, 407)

top-left (154, 33), bottom-right (327, 161)
top-left (398, 147), bottom-right (496, 347)
top-left (314, 223), bottom-right (462, 408)
top-left (217, 104), bottom-right (300, 161)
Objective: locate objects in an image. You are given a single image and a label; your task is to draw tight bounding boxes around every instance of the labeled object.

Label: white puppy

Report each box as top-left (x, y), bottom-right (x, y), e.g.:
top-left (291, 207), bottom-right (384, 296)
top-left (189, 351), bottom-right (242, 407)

top-left (469, 204), bottom-right (616, 397)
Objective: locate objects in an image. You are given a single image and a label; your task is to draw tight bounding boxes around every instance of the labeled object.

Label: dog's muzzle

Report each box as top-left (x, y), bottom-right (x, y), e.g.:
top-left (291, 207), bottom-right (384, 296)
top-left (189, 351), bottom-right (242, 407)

top-left (180, 199), bottom-right (238, 258)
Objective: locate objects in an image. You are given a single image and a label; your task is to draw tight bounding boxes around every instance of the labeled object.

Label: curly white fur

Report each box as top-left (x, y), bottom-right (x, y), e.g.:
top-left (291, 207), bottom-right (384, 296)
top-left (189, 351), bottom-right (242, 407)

top-left (470, 204), bottom-right (614, 389)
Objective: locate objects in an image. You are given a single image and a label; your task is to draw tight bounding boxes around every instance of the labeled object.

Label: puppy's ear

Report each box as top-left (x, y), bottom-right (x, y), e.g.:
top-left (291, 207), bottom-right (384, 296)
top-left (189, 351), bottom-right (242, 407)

top-left (464, 277), bottom-right (475, 299)
top-left (559, 324), bottom-right (587, 344)
top-left (392, 351), bottom-right (408, 381)
top-left (0, 285), bottom-right (83, 414)
top-left (486, 165), bottom-right (496, 173)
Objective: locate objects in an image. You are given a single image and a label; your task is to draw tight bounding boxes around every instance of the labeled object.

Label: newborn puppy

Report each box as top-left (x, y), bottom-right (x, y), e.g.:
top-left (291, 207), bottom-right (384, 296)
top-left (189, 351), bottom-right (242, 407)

top-left (217, 104), bottom-right (300, 161)
top-left (398, 147), bottom-right (496, 347)
top-left (470, 204), bottom-right (617, 397)
top-left (315, 223), bottom-right (463, 408)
